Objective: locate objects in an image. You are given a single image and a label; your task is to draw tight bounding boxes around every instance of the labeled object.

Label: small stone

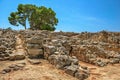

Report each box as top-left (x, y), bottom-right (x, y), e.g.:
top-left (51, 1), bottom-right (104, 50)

top-left (1, 71), bottom-right (7, 74)
top-left (2, 68), bottom-right (11, 73)
top-left (12, 66), bottom-right (20, 71)
top-left (9, 64), bottom-right (17, 68)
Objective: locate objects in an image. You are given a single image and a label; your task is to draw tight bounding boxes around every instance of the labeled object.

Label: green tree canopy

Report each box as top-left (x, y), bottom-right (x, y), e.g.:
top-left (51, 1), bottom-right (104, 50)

top-left (8, 4), bottom-right (58, 31)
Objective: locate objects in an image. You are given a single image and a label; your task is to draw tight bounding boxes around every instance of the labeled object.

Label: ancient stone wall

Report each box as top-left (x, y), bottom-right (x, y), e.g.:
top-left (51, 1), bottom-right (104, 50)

top-left (23, 30), bottom-right (120, 66)
top-left (0, 29), bottom-right (120, 65)
top-left (0, 29), bottom-right (17, 60)
top-left (0, 29), bottom-right (120, 80)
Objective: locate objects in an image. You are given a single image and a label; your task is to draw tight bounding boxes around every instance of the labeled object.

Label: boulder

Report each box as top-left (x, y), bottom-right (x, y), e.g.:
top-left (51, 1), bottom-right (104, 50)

top-left (48, 54), bottom-right (59, 65)
top-left (57, 55), bottom-right (71, 69)
top-left (0, 45), bottom-right (6, 51)
top-left (64, 64), bottom-right (79, 76)
top-left (48, 54), bottom-right (71, 69)
top-left (75, 71), bottom-right (89, 80)
top-left (70, 56), bottom-right (79, 65)
top-left (44, 45), bottom-right (56, 59)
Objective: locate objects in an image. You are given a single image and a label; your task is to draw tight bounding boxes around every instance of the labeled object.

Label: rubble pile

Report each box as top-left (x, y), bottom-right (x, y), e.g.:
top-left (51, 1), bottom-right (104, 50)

top-left (0, 29), bottom-right (16, 60)
top-left (0, 29), bottom-right (120, 80)
top-left (20, 30), bottom-right (120, 66)
top-left (25, 30), bottom-right (89, 80)
top-left (1, 62), bottom-right (26, 74)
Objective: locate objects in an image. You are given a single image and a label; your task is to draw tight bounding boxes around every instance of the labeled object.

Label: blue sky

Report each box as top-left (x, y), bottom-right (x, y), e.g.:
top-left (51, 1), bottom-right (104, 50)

top-left (0, 0), bottom-right (120, 32)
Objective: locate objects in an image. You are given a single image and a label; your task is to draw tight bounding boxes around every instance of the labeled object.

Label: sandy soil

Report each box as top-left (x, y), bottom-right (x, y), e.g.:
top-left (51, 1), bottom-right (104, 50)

top-left (0, 60), bottom-right (78, 80)
top-left (0, 60), bottom-right (120, 80)
top-left (80, 61), bottom-right (120, 80)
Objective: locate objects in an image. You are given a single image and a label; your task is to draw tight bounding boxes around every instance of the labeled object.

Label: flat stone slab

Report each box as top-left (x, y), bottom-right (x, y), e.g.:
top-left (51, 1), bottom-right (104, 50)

top-left (28, 59), bottom-right (41, 65)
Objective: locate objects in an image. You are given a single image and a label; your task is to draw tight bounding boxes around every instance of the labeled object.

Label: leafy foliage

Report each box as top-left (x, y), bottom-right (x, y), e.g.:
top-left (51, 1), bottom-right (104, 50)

top-left (8, 4), bottom-right (58, 31)
top-left (5, 27), bottom-right (12, 30)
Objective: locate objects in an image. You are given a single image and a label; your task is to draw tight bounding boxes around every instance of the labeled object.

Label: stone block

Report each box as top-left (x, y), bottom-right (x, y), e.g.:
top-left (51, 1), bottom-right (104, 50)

top-left (28, 59), bottom-right (41, 65)
top-left (28, 49), bottom-right (43, 59)
top-left (9, 51), bottom-right (25, 60)
top-left (27, 37), bottom-right (43, 44)
top-left (27, 43), bottom-right (41, 49)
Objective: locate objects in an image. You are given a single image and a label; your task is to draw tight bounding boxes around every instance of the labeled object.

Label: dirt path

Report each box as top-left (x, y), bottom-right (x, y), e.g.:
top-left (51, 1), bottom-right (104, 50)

top-left (0, 60), bottom-right (78, 80)
top-left (1, 61), bottom-right (120, 80)
top-left (14, 34), bottom-right (26, 54)
top-left (80, 61), bottom-right (120, 80)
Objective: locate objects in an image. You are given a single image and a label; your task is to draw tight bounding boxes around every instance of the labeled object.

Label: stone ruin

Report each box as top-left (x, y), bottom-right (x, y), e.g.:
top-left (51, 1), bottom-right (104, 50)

top-left (0, 29), bottom-right (120, 80)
